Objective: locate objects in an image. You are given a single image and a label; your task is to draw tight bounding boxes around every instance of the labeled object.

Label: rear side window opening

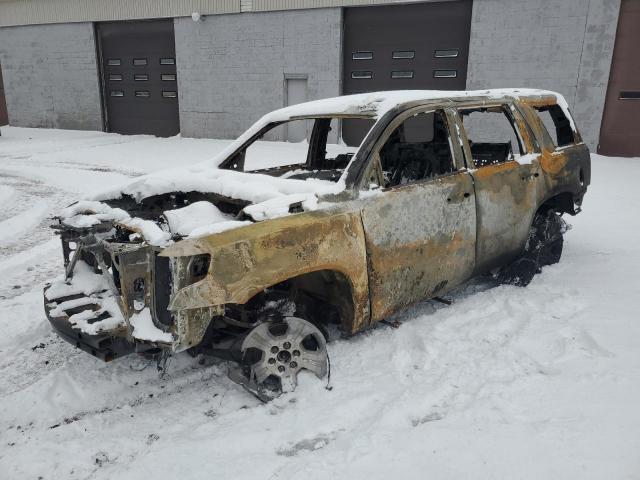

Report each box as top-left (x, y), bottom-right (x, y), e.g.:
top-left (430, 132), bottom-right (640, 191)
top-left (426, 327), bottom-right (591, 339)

top-left (459, 106), bottom-right (526, 168)
top-left (218, 117), bottom-right (375, 183)
top-left (533, 104), bottom-right (576, 148)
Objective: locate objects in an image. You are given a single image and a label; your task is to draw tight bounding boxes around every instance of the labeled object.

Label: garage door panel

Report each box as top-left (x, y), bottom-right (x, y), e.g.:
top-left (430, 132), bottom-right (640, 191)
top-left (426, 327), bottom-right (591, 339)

top-left (344, 1), bottom-right (471, 93)
top-left (98, 20), bottom-right (179, 137)
top-left (343, 1), bottom-right (472, 144)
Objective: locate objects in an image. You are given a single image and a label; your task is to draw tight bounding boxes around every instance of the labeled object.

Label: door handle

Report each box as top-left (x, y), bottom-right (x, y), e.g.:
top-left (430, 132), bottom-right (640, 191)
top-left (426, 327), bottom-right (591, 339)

top-left (447, 192), bottom-right (471, 203)
top-left (522, 172), bottom-right (540, 181)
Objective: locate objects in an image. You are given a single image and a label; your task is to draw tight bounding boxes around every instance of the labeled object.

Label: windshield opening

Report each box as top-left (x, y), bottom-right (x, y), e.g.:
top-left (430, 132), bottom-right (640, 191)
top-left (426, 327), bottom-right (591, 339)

top-left (220, 117), bottom-right (375, 182)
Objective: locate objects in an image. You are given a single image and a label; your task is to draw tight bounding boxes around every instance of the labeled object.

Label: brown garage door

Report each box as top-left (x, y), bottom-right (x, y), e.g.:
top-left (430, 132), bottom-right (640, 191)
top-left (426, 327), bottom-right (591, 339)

top-left (0, 62), bottom-right (8, 126)
top-left (598, 0), bottom-right (640, 157)
top-left (96, 20), bottom-right (179, 137)
top-left (342, 1), bottom-right (473, 145)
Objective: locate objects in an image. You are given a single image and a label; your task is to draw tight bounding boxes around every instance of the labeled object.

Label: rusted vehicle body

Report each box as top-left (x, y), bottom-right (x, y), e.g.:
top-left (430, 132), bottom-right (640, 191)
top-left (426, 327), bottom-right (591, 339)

top-left (44, 89), bottom-right (590, 398)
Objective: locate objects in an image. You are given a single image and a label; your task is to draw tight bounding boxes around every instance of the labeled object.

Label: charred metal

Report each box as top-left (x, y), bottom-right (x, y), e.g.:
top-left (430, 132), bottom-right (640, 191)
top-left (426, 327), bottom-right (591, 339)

top-left (43, 89), bottom-right (590, 397)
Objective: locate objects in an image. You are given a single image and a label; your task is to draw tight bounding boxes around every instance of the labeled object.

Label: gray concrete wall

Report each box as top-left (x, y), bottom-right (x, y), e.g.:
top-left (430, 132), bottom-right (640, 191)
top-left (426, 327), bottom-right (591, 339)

top-left (174, 8), bottom-right (342, 139)
top-left (0, 22), bottom-right (103, 130)
top-left (466, 0), bottom-right (620, 150)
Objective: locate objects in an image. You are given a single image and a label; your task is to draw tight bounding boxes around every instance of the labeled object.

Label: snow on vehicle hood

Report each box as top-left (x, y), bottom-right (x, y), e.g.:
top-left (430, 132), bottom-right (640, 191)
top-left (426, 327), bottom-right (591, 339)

top-left (59, 167), bottom-right (338, 247)
top-left (92, 164), bottom-right (341, 205)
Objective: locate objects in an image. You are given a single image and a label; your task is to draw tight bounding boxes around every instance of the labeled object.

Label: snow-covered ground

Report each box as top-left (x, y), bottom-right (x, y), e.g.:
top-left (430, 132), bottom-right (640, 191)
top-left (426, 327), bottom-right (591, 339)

top-left (1, 126), bottom-right (639, 479)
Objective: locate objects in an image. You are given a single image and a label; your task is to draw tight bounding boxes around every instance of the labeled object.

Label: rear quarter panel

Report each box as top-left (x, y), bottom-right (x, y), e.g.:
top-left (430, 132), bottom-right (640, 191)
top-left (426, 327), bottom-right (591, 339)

top-left (517, 99), bottom-right (591, 208)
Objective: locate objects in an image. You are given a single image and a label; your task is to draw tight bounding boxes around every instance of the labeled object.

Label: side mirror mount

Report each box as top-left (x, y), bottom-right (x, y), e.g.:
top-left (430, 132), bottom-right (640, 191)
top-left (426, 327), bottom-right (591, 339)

top-left (228, 150), bottom-right (246, 172)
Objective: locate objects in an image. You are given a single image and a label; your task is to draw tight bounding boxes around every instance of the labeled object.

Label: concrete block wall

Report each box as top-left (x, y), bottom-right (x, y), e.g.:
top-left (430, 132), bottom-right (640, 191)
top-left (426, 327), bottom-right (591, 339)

top-left (174, 8), bottom-right (342, 139)
top-left (0, 22), bottom-right (103, 130)
top-left (466, 0), bottom-right (620, 150)
top-left (0, 1), bottom-right (622, 147)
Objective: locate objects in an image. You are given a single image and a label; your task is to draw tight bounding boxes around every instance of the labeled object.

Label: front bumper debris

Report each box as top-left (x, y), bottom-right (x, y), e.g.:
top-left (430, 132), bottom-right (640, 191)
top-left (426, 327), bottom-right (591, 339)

top-left (43, 286), bottom-right (135, 362)
top-left (43, 220), bottom-right (175, 361)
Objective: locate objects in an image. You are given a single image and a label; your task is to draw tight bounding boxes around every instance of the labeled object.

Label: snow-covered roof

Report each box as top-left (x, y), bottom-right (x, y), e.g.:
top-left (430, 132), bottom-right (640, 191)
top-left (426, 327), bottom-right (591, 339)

top-left (205, 88), bottom-right (566, 167)
top-left (268, 88), bottom-right (561, 120)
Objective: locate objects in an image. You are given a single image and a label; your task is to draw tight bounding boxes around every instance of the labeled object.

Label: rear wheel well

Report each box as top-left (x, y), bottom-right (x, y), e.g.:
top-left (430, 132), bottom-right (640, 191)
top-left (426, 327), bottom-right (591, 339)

top-left (538, 191), bottom-right (575, 215)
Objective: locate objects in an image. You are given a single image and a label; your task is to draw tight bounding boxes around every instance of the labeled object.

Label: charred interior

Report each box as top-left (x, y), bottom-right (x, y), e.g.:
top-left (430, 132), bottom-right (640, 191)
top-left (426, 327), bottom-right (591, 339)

top-left (105, 191), bottom-right (250, 223)
top-left (379, 109), bottom-right (455, 187)
top-left (219, 116), bottom-right (374, 182)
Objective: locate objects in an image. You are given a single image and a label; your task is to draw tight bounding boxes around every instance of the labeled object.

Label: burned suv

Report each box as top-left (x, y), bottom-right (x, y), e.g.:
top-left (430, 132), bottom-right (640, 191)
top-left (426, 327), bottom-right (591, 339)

top-left (44, 89), bottom-right (590, 398)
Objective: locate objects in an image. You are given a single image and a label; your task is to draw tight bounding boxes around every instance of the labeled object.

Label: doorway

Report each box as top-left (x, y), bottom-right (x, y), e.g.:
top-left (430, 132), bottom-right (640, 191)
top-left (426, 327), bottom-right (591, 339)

top-left (342, 1), bottom-right (473, 145)
top-left (285, 76), bottom-right (308, 142)
top-left (96, 20), bottom-right (179, 137)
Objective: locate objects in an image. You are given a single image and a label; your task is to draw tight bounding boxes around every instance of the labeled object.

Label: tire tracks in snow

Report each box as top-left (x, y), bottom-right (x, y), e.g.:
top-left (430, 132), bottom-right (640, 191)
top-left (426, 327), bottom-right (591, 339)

top-left (1, 351), bottom-right (244, 439)
top-left (312, 277), bottom-right (593, 441)
top-left (0, 268), bottom-right (609, 480)
top-left (0, 238), bottom-right (60, 302)
top-left (0, 170), bottom-right (68, 257)
top-left (0, 169), bottom-right (68, 303)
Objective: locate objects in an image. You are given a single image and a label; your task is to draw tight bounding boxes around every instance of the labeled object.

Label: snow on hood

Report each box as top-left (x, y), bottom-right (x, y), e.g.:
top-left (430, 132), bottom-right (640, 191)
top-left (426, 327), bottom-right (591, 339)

top-left (59, 165), bottom-right (343, 246)
top-left (164, 201), bottom-right (234, 236)
top-left (72, 152), bottom-right (345, 246)
top-left (242, 193), bottom-right (318, 221)
top-left (58, 195), bottom-right (305, 247)
top-left (92, 164), bottom-right (341, 205)
top-left (163, 201), bottom-right (251, 239)
top-left (59, 199), bottom-right (251, 246)
top-left (60, 200), bottom-right (171, 246)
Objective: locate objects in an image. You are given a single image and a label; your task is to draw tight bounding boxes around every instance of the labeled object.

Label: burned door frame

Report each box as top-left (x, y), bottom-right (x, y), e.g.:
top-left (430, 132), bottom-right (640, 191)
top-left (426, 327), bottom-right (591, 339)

top-left (358, 105), bottom-right (476, 322)
top-left (95, 19), bottom-right (180, 137)
top-left (451, 100), bottom-right (543, 275)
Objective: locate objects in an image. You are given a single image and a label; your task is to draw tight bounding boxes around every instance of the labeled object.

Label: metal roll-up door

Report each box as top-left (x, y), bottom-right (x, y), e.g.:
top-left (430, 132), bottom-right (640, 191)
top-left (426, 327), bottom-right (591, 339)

top-left (97, 20), bottom-right (179, 137)
top-left (342, 1), bottom-right (473, 145)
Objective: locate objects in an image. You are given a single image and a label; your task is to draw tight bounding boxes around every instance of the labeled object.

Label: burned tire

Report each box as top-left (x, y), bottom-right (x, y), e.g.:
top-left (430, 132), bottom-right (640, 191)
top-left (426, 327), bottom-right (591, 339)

top-left (497, 210), bottom-right (567, 287)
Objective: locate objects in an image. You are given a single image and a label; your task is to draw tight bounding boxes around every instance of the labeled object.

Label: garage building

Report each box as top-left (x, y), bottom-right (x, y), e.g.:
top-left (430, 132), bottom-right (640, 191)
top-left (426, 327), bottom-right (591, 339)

top-left (0, 0), bottom-right (636, 156)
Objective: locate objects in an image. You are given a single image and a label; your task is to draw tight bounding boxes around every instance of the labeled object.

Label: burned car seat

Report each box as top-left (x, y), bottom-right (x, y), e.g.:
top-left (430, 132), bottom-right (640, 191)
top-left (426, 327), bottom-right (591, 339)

top-left (380, 113), bottom-right (454, 187)
top-left (469, 141), bottom-right (513, 167)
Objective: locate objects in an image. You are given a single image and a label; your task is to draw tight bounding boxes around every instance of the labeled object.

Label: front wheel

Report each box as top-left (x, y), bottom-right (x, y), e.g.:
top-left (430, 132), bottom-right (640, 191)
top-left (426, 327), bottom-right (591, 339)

top-left (231, 316), bottom-right (328, 401)
top-left (497, 210), bottom-right (567, 287)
